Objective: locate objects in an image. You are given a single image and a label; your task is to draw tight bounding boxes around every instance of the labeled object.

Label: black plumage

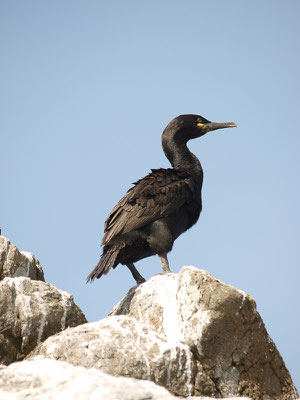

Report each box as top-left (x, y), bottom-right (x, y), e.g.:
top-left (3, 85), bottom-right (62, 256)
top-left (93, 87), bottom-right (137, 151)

top-left (87, 114), bottom-right (236, 284)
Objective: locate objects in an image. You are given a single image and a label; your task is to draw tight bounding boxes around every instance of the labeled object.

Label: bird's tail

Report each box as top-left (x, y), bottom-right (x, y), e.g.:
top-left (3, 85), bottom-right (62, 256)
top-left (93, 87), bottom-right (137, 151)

top-left (86, 246), bottom-right (118, 283)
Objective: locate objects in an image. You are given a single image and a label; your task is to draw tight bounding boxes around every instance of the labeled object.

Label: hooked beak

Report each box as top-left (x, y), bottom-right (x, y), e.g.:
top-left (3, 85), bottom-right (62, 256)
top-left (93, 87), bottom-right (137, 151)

top-left (205, 121), bottom-right (237, 132)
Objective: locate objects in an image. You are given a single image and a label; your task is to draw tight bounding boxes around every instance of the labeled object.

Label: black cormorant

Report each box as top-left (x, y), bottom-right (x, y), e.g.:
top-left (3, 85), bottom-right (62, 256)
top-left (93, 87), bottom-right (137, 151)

top-left (87, 114), bottom-right (236, 284)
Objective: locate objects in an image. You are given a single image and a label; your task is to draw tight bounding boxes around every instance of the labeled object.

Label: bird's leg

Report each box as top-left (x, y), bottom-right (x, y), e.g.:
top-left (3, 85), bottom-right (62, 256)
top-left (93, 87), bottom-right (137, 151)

top-left (158, 253), bottom-right (171, 273)
top-left (126, 263), bottom-right (146, 284)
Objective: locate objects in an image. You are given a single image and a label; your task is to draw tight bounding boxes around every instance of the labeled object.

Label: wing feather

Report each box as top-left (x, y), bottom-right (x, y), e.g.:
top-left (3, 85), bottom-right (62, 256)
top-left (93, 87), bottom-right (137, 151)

top-left (101, 168), bottom-right (196, 245)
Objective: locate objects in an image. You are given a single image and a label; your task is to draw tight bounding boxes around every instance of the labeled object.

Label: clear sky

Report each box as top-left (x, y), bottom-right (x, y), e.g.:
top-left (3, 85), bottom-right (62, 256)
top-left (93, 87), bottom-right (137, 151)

top-left (1, 0), bottom-right (299, 390)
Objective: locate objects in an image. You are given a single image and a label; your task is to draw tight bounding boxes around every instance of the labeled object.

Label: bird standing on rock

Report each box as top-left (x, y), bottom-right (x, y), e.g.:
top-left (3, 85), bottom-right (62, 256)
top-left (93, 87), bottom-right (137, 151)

top-left (87, 114), bottom-right (236, 284)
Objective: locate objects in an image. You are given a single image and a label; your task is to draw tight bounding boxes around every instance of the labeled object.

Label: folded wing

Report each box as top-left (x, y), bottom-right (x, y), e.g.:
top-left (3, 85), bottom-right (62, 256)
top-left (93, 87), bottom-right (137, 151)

top-left (102, 168), bottom-right (196, 245)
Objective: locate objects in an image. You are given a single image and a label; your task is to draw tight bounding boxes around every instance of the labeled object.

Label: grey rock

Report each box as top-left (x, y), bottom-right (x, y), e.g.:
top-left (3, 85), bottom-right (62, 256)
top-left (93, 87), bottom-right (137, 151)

top-left (0, 236), bottom-right (44, 281)
top-left (0, 357), bottom-right (177, 400)
top-left (29, 315), bottom-right (195, 397)
top-left (0, 357), bottom-right (252, 400)
top-left (22, 266), bottom-right (298, 399)
top-left (0, 277), bottom-right (87, 364)
top-left (110, 266), bottom-right (298, 400)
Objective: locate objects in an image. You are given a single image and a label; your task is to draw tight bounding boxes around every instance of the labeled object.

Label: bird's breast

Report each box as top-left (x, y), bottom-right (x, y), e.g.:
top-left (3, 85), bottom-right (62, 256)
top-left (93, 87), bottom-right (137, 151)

top-left (170, 192), bottom-right (202, 240)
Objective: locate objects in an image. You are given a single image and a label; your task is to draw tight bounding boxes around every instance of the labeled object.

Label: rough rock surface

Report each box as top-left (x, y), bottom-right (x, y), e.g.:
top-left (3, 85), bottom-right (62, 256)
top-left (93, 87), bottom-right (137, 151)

top-left (29, 315), bottom-right (195, 397)
top-left (0, 357), bottom-right (252, 400)
top-left (0, 277), bottom-right (87, 364)
top-left (1, 260), bottom-right (297, 400)
top-left (0, 236), bottom-right (44, 281)
top-left (28, 267), bottom-right (298, 399)
top-left (109, 266), bottom-right (298, 400)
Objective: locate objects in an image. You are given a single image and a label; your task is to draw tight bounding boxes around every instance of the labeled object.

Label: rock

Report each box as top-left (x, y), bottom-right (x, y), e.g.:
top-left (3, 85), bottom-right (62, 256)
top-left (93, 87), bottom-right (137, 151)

top-left (15, 266), bottom-right (298, 399)
top-left (0, 236), bottom-right (44, 281)
top-left (29, 315), bottom-right (195, 397)
top-left (0, 357), bottom-right (252, 400)
top-left (0, 357), bottom-right (181, 400)
top-left (110, 266), bottom-right (298, 400)
top-left (0, 277), bottom-right (87, 365)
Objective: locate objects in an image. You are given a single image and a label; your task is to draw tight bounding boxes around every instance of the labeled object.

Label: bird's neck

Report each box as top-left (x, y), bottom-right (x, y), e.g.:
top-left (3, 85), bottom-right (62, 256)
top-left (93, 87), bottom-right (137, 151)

top-left (163, 139), bottom-right (203, 178)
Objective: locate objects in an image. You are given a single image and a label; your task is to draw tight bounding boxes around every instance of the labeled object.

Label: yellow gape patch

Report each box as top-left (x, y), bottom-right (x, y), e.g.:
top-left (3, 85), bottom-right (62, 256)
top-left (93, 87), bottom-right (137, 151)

top-left (197, 122), bottom-right (206, 128)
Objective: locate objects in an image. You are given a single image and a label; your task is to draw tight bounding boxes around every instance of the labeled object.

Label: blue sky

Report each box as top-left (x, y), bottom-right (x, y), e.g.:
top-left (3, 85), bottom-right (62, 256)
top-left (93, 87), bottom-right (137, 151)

top-left (1, 0), bottom-right (299, 389)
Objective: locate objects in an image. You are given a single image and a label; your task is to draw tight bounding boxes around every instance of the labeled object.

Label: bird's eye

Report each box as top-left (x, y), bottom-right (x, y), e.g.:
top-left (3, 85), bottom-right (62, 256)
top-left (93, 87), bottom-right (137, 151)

top-left (197, 118), bottom-right (202, 123)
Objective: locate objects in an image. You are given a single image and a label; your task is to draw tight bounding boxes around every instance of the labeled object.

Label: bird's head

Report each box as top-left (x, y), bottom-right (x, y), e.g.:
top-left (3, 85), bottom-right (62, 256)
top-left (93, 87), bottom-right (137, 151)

top-left (163, 114), bottom-right (237, 143)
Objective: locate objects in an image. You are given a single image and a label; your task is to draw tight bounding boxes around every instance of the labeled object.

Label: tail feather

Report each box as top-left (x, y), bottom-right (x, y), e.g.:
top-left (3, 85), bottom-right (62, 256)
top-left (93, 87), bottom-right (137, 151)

top-left (87, 231), bottom-right (151, 283)
top-left (86, 247), bottom-right (118, 283)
